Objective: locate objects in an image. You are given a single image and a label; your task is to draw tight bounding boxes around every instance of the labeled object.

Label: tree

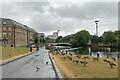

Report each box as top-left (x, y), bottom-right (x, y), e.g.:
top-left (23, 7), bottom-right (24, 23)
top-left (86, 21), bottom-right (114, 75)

top-left (46, 37), bottom-right (53, 43)
top-left (71, 30), bottom-right (90, 47)
top-left (60, 36), bottom-right (69, 43)
top-left (42, 38), bottom-right (45, 43)
top-left (102, 31), bottom-right (116, 45)
top-left (56, 36), bottom-right (62, 42)
top-left (39, 38), bottom-right (42, 43)
top-left (34, 37), bottom-right (38, 44)
top-left (98, 36), bottom-right (103, 43)
top-left (90, 35), bottom-right (99, 44)
top-left (113, 30), bottom-right (120, 47)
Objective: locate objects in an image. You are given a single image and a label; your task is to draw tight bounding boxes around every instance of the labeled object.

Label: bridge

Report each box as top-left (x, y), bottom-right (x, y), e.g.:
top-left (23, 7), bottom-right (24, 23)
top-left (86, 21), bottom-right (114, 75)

top-left (47, 43), bottom-right (71, 46)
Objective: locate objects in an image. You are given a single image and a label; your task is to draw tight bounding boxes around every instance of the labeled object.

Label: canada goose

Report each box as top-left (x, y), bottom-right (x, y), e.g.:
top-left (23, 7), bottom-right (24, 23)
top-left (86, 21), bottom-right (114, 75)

top-left (80, 61), bottom-right (88, 67)
top-left (92, 57), bottom-right (99, 62)
top-left (111, 57), bottom-right (116, 61)
top-left (109, 62), bottom-right (116, 68)
top-left (36, 66), bottom-right (40, 71)
top-left (46, 62), bottom-right (49, 65)
top-left (82, 56), bottom-right (90, 60)
top-left (103, 59), bottom-right (111, 63)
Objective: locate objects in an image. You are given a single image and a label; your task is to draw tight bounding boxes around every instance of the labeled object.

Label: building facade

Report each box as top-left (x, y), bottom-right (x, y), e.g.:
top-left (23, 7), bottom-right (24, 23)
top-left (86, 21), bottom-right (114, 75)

top-left (37, 33), bottom-right (45, 39)
top-left (0, 18), bottom-right (37, 47)
top-left (47, 30), bottom-right (60, 42)
top-left (69, 34), bottom-right (74, 42)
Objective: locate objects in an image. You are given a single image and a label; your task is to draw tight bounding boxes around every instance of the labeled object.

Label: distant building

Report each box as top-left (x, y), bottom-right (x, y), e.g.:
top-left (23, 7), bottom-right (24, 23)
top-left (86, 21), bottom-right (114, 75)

top-left (47, 30), bottom-right (60, 42)
top-left (47, 35), bottom-right (53, 39)
top-left (68, 34), bottom-right (74, 42)
top-left (37, 33), bottom-right (45, 39)
top-left (0, 18), bottom-right (37, 47)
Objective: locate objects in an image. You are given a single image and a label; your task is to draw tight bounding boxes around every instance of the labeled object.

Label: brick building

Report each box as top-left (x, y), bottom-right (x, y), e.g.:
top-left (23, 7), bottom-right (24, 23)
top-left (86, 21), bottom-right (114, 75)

top-left (69, 34), bottom-right (74, 42)
top-left (0, 18), bottom-right (37, 47)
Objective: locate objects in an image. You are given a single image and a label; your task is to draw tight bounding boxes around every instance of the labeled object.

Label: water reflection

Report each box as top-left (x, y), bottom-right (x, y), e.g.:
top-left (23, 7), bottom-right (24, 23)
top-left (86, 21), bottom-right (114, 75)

top-left (55, 46), bottom-right (119, 58)
top-left (70, 47), bottom-right (119, 58)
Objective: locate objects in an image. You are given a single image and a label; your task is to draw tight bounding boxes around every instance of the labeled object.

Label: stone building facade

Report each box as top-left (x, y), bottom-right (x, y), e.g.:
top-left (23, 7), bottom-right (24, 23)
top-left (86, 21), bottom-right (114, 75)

top-left (0, 18), bottom-right (37, 47)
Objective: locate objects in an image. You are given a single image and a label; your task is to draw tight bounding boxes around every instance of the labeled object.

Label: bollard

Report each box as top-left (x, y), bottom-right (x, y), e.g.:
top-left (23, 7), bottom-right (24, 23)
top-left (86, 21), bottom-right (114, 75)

top-left (107, 54), bottom-right (109, 58)
top-left (66, 51), bottom-right (67, 54)
top-left (117, 54), bottom-right (120, 59)
top-left (97, 53), bottom-right (100, 58)
top-left (90, 52), bottom-right (92, 56)
top-left (62, 50), bottom-right (63, 54)
top-left (30, 47), bottom-right (32, 52)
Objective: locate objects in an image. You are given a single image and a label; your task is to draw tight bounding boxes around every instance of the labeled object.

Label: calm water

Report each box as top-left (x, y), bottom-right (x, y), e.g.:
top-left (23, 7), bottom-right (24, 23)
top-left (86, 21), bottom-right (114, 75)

top-left (70, 47), bottom-right (120, 58)
top-left (55, 46), bottom-right (120, 58)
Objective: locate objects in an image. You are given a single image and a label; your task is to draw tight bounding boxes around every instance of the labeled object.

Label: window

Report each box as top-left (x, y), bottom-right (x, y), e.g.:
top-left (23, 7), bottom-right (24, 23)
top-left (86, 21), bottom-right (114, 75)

top-left (3, 27), bottom-right (6, 30)
top-left (8, 33), bottom-right (11, 38)
top-left (30, 36), bottom-right (32, 39)
top-left (17, 28), bottom-right (21, 32)
top-left (19, 28), bottom-right (21, 32)
top-left (8, 27), bottom-right (11, 30)
top-left (9, 40), bottom-right (11, 45)
top-left (0, 32), bottom-right (1, 37)
top-left (3, 33), bottom-right (6, 38)
top-left (3, 41), bottom-right (6, 45)
top-left (2, 22), bottom-right (7, 24)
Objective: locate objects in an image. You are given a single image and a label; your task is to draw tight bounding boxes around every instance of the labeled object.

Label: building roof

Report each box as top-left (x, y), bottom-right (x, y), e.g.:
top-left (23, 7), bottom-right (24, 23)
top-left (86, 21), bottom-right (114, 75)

top-left (67, 34), bottom-right (74, 38)
top-left (0, 18), bottom-right (37, 33)
top-left (38, 33), bottom-right (45, 35)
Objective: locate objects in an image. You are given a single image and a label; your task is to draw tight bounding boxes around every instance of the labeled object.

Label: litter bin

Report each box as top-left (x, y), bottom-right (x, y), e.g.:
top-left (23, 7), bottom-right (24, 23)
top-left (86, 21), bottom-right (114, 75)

top-left (30, 47), bottom-right (32, 52)
top-left (11, 45), bottom-right (13, 47)
top-left (97, 53), bottom-right (100, 58)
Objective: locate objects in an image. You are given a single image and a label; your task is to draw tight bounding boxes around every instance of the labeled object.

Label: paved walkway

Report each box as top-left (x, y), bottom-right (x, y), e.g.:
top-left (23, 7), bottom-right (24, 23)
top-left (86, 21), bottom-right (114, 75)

top-left (0, 47), bottom-right (56, 78)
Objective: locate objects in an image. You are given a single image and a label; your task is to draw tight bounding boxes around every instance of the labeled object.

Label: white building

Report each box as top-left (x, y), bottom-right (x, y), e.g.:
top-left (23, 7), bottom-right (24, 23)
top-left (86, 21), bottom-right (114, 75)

top-left (47, 30), bottom-right (60, 41)
top-left (47, 35), bottom-right (53, 39)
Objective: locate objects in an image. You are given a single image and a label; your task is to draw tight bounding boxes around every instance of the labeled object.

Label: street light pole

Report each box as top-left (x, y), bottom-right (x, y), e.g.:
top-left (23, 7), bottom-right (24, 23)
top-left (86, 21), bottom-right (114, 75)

top-left (58, 30), bottom-right (60, 52)
top-left (95, 20), bottom-right (99, 57)
top-left (95, 20), bottom-right (99, 36)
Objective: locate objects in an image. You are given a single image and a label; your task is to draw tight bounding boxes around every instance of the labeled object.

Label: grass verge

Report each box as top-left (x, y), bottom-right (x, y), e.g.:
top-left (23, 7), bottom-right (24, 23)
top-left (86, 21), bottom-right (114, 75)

top-left (1, 46), bottom-right (31, 60)
top-left (49, 52), bottom-right (118, 78)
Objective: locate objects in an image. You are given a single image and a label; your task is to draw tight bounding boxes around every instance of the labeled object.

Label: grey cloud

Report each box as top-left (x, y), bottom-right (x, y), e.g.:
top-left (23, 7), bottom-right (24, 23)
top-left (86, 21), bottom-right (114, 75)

top-left (1, 2), bottom-right (118, 36)
top-left (48, 2), bottom-right (117, 20)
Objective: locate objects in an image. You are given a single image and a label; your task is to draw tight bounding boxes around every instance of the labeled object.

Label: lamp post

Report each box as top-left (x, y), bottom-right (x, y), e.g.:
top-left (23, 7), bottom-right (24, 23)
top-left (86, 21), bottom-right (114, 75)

top-left (58, 30), bottom-right (60, 52)
top-left (95, 20), bottom-right (99, 36)
top-left (95, 20), bottom-right (99, 57)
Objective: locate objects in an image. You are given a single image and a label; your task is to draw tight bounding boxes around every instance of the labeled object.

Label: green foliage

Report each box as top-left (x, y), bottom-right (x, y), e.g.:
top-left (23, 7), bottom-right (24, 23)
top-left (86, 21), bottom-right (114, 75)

top-left (39, 38), bottom-right (45, 43)
top-left (60, 36), bottom-right (69, 43)
top-left (112, 41), bottom-right (118, 48)
top-left (34, 37), bottom-right (38, 44)
top-left (56, 36), bottom-right (62, 42)
top-left (102, 31), bottom-right (117, 45)
top-left (46, 37), bottom-right (53, 43)
top-left (90, 35), bottom-right (99, 44)
top-left (113, 30), bottom-right (120, 48)
top-left (43, 38), bottom-right (45, 43)
top-left (71, 30), bottom-right (90, 47)
top-left (98, 36), bottom-right (103, 43)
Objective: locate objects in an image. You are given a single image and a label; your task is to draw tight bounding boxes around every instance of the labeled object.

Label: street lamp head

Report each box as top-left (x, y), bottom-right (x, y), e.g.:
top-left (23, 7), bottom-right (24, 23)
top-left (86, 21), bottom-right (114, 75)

top-left (95, 20), bottom-right (99, 23)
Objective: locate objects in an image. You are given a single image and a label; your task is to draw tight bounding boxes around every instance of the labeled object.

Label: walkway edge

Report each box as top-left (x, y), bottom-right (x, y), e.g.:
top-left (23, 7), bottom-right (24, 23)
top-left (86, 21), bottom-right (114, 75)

top-left (49, 53), bottom-right (64, 80)
top-left (0, 50), bottom-right (37, 66)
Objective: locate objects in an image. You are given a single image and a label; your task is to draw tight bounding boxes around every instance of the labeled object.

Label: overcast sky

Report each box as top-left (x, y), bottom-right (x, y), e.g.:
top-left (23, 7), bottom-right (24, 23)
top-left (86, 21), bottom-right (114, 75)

top-left (1, 1), bottom-right (118, 37)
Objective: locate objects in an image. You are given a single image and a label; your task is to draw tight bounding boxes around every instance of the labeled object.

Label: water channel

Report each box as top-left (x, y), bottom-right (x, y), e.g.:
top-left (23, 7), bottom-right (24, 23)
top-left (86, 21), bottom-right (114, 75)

top-left (55, 46), bottom-right (120, 59)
